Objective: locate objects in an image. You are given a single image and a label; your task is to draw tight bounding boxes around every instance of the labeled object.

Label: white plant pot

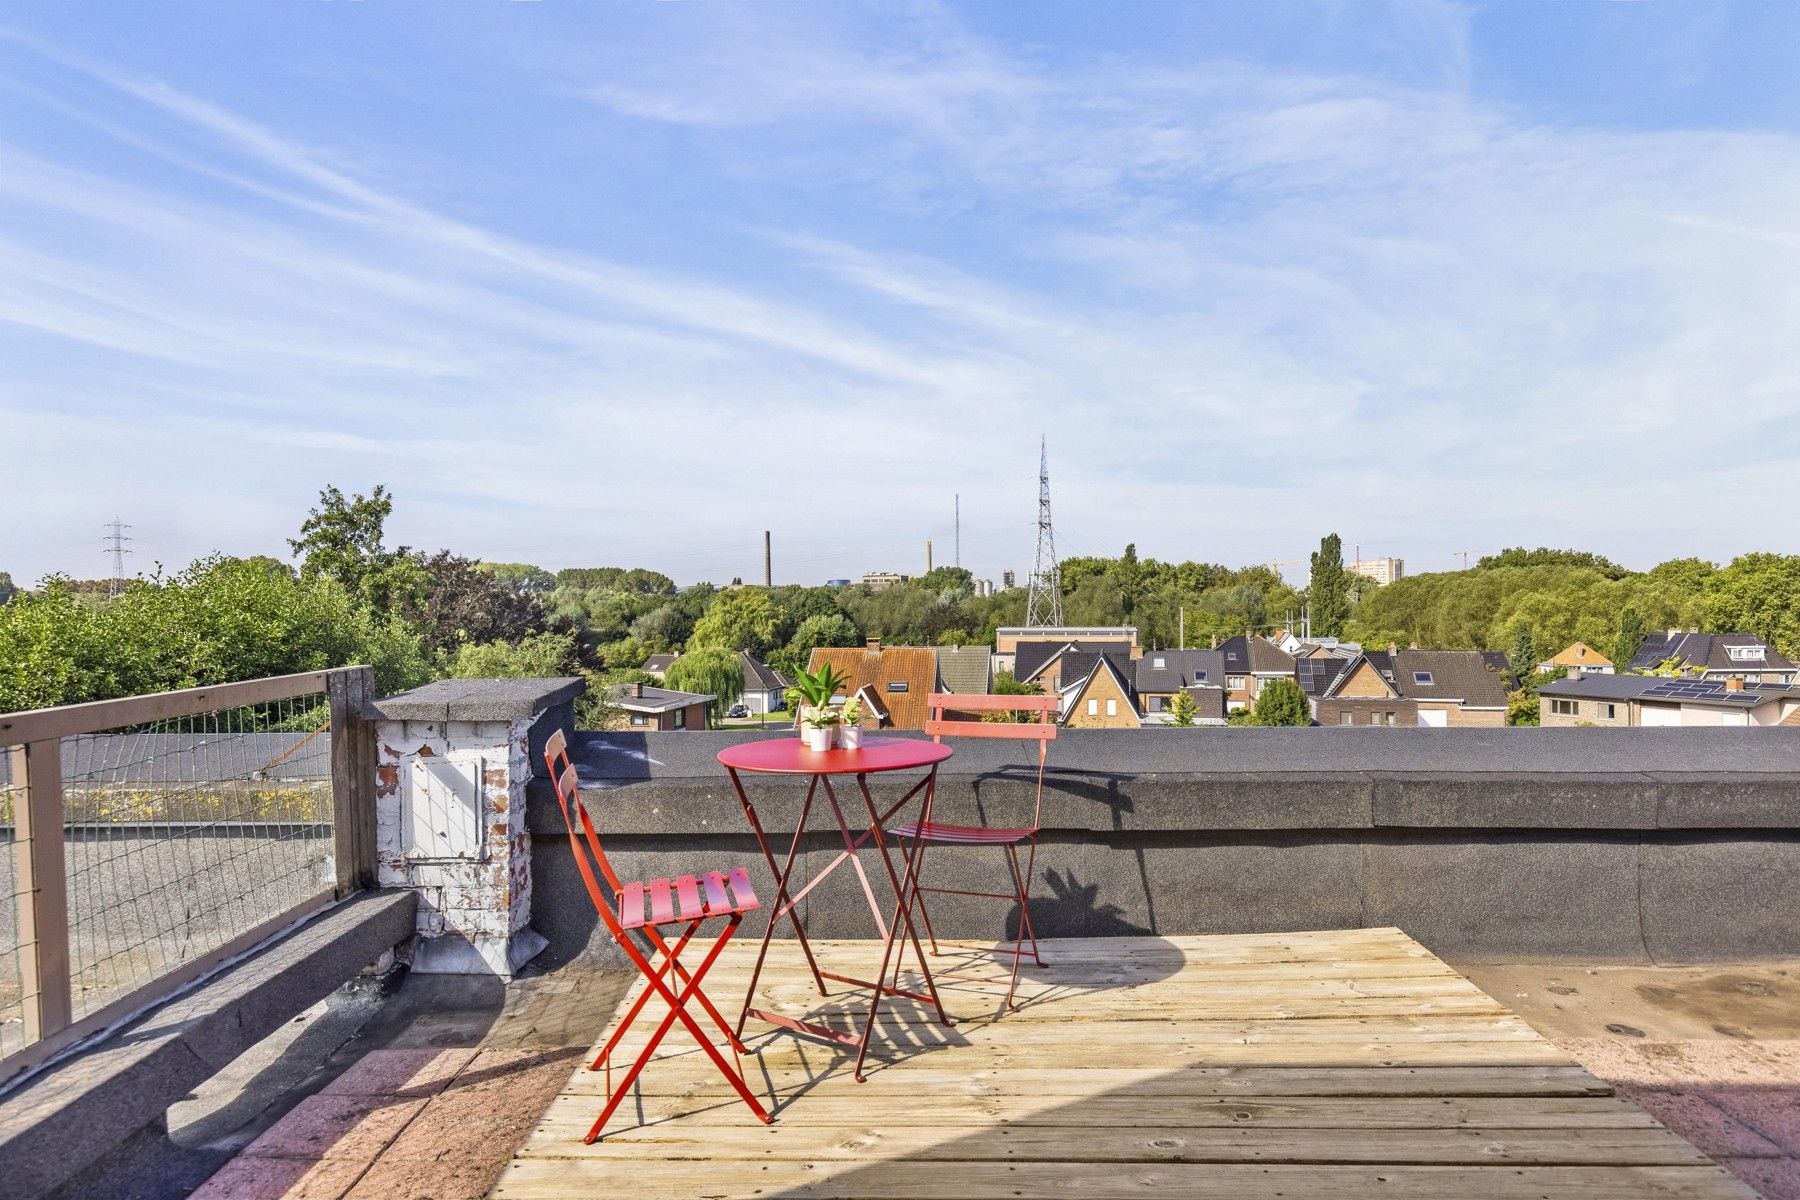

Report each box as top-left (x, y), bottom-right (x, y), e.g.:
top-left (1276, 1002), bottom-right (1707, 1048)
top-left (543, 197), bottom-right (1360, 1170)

top-left (803, 724), bottom-right (836, 752)
top-left (839, 724), bottom-right (864, 751)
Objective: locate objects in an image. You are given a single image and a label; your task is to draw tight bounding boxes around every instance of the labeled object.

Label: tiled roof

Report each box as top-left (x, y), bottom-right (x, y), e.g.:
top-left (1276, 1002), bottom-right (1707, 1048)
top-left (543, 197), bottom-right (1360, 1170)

top-left (1134, 649), bottom-right (1225, 694)
top-left (1393, 650), bottom-right (1510, 707)
top-left (641, 653), bottom-right (677, 675)
top-left (1015, 639), bottom-right (1131, 683)
top-left (808, 645), bottom-right (939, 729)
top-left (738, 650), bottom-right (791, 693)
top-left (1295, 656), bottom-right (1350, 698)
top-left (1216, 635), bottom-right (1295, 675)
top-left (933, 645), bottom-right (992, 695)
top-left (1628, 632), bottom-right (1795, 674)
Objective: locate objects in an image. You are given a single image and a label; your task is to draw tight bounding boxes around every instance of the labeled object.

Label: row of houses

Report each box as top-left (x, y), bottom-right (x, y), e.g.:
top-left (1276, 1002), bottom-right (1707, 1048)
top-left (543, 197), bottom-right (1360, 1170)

top-left (611, 624), bottom-right (1799, 733)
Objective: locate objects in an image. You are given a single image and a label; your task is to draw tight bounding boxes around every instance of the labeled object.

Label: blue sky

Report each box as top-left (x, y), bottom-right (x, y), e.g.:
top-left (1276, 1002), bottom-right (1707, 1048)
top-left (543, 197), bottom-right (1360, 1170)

top-left (5, 1), bottom-right (1800, 587)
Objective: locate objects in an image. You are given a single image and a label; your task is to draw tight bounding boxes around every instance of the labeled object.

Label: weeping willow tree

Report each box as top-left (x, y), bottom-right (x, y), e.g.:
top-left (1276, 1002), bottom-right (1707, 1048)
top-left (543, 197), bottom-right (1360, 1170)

top-left (664, 647), bottom-right (744, 719)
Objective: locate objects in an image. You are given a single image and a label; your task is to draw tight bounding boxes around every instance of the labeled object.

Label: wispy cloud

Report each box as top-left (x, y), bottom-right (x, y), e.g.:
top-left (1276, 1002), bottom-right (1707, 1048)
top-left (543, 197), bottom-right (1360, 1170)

top-left (3, 5), bottom-right (1800, 587)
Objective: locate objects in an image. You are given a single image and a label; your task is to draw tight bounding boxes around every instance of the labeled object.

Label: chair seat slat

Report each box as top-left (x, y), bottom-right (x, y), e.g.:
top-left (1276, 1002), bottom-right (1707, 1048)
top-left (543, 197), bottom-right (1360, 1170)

top-left (701, 871), bottom-right (733, 914)
top-left (725, 866), bottom-right (760, 912)
top-left (674, 874), bottom-right (704, 920)
top-left (648, 877), bottom-right (675, 926)
top-left (618, 881), bottom-right (647, 930)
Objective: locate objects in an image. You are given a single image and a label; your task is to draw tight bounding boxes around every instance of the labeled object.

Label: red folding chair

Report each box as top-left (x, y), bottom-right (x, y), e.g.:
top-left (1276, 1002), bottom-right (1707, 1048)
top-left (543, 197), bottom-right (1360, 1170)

top-left (543, 728), bottom-right (772, 1141)
top-left (889, 693), bottom-right (1060, 1012)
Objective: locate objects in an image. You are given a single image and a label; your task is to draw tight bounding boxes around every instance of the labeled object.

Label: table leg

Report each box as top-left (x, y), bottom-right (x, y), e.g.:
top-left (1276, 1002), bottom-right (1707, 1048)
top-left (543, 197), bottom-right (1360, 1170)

top-left (731, 773), bottom-right (827, 1043)
top-left (855, 767), bottom-right (950, 1024)
top-left (820, 776), bottom-right (889, 940)
top-left (852, 776), bottom-right (941, 1081)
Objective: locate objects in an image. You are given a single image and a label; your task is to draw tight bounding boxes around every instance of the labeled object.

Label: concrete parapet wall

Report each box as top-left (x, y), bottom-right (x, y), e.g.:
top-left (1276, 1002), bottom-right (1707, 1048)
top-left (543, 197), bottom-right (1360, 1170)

top-left (528, 728), bottom-right (1800, 967)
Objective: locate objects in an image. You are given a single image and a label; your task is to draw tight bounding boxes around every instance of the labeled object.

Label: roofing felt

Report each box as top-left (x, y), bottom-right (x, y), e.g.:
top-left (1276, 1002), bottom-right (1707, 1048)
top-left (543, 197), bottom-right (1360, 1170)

top-left (933, 645), bottom-right (993, 695)
top-left (1134, 649), bottom-right (1226, 694)
top-left (608, 684), bottom-right (715, 712)
top-left (1393, 650), bottom-right (1511, 707)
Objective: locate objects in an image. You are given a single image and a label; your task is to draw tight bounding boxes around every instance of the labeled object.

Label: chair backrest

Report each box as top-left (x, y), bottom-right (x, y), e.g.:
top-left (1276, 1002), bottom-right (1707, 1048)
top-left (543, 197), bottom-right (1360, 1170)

top-left (924, 692), bottom-right (1059, 830)
top-left (543, 727), bottom-right (630, 938)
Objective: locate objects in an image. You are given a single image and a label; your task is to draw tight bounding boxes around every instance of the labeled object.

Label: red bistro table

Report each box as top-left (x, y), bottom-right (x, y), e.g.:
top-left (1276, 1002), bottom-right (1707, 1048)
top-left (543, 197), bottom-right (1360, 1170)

top-left (719, 736), bottom-right (954, 1081)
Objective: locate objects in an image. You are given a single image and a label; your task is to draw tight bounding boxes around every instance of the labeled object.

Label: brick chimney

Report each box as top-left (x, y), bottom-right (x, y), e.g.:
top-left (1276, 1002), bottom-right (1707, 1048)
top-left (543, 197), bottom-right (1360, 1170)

top-left (1388, 642), bottom-right (1399, 656)
top-left (865, 637), bottom-right (881, 652)
top-left (1566, 667), bottom-right (1581, 681)
top-left (1726, 676), bottom-right (1744, 691)
top-left (632, 682), bottom-right (644, 697)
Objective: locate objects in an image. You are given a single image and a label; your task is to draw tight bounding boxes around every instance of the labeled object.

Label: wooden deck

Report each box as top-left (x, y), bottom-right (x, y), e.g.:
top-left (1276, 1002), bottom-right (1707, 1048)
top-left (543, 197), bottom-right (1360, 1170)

top-left (493, 928), bottom-right (1754, 1198)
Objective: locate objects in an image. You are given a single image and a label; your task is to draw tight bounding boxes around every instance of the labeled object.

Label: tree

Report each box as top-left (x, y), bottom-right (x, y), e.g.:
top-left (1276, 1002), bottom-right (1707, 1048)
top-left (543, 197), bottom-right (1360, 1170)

top-left (288, 484), bottom-right (420, 610)
top-left (450, 630), bottom-right (577, 678)
top-left (628, 603), bottom-right (692, 653)
top-left (1246, 678), bottom-right (1310, 727)
top-left (477, 562), bottom-right (556, 596)
top-left (664, 647), bottom-right (744, 718)
top-left (1701, 553), bottom-right (1800, 658)
top-left (1614, 607), bottom-right (1647, 671)
top-left (688, 588), bottom-right (784, 655)
top-left (983, 670), bottom-right (1044, 723)
top-left (396, 551), bottom-right (547, 656)
top-left (1507, 689), bottom-right (1541, 726)
top-left (1166, 689), bottom-right (1198, 727)
top-left (776, 612), bottom-right (860, 676)
top-left (1308, 534), bottom-right (1350, 639)
top-left (0, 571), bottom-right (15, 605)
top-left (1507, 623), bottom-right (1536, 685)
top-left (0, 556), bottom-right (430, 710)
top-left (1477, 547), bottom-right (1631, 580)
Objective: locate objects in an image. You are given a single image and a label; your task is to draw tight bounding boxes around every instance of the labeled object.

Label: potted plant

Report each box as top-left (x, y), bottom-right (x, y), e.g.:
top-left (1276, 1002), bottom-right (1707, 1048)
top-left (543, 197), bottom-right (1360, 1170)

top-left (800, 705), bottom-right (840, 752)
top-left (784, 663), bottom-right (848, 752)
top-left (838, 694), bottom-right (865, 750)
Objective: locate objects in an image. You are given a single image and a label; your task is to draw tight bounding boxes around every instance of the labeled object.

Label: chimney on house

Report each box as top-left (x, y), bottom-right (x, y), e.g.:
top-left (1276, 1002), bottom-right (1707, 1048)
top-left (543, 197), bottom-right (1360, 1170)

top-left (632, 682), bottom-right (644, 697)
top-left (1726, 676), bottom-right (1744, 691)
top-left (1566, 667), bottom-right (1581, 681)
top-left (1388, 642), bottom-right (1399, 656)
top-left (866, 637), bottom-right (881, 652)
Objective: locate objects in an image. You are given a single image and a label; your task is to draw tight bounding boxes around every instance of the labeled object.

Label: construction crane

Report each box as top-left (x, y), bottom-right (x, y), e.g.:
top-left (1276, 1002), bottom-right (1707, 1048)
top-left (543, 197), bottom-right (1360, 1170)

top-left (1452, 550), bottom-right (1477, 570)
top-left (1267, 558), bottom-right (1309, 584)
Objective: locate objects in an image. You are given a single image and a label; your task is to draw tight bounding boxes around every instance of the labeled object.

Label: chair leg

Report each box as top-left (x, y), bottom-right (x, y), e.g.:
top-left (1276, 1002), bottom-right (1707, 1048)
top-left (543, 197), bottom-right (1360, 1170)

top-left (587, 916), bottom-right (772, 1142)
top-left (1009, 841), bottom-right (1047, 969)
top-left (590, 921), bottom-right (711, 1071)
top-left (909, 835), bottom-right (942, 956)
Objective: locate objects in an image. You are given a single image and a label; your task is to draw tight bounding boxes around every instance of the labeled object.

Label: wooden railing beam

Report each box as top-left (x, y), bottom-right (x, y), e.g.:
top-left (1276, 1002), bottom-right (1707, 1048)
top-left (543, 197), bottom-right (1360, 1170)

top-left (14, 739), bottom-right (72, 1042)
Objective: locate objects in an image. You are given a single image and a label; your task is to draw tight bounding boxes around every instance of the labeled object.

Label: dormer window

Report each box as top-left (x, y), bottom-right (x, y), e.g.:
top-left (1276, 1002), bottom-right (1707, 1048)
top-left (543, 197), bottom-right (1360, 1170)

top-left (1727, 645), bottom-right (1765, 662)
top-left (1153, 656), bottom-right (1166, 669)
top-left (1193, 670), bottom-right (1208, 682)
top-left (1412, 671), bottom-right (1434, 685)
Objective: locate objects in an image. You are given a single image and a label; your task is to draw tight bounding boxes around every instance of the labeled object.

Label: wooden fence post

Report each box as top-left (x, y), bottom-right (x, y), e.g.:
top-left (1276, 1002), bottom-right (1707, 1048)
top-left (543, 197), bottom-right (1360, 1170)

top-left (328, 667), bottom-right (379, 896)
top-left (13, 740), bottom-right (72, 1042)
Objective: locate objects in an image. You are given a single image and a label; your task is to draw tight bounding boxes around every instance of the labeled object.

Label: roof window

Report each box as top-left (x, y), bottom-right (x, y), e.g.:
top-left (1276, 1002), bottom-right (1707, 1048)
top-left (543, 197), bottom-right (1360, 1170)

top-left (1412, 671), bottom-right (1434, 685)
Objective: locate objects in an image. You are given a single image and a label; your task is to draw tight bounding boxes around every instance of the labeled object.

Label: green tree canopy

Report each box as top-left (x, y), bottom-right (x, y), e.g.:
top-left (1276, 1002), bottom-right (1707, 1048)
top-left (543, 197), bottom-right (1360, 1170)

top-left (398, 551), bottom-right (548, 656)
top-left (777, 612), bottom-right (860, 676)
top-left (288, 484), bottom-right (420, 609)
top-left (1308, 534), bottom-right (1350, 639)
top-left (450, 630), bottom-right (577, 679)
top-left (1701, 553), bottom-right (1800, 658)
top-left (688, 588), bottom-right (785, 655)
top-left (0, 557), bottom-right (430, 710)
top-left (1166, 689), bottom-right (1198, 727)
top-left (1507, 623), bottom-right (1536, 683)
top-left (1245, 678), bottom-right (1310, 727)
top-left (664, 647), bottom-right (744, 718)
top-left (0, 571), bottom-right (15, 605)
top-left (477, 562), bottom-right (556, 596)
top-left (1476, 547), bottom-right (1631, 580)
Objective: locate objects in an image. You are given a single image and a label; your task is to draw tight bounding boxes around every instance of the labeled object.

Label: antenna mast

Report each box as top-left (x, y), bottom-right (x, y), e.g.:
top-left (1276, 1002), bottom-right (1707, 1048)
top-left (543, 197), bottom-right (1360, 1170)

top-left (1024, 437), bottom-right (1064, 628)
top-left (103, 517), bottom-right (133, 599)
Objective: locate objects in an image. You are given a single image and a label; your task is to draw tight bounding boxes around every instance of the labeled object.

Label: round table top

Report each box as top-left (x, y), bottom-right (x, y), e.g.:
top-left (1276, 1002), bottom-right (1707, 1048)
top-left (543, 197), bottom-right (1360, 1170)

top-left (717, 736), bottom-right (953, 776)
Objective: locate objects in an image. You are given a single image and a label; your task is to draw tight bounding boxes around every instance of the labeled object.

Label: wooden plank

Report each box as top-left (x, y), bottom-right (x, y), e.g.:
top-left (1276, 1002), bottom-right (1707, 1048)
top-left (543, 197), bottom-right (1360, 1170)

top-left (0, 670), bottom-right (333, 743)
top-left (559, 1064), bottom-right (1616, 1100)
top-left (499, 930), bottom-right (1745, 1200)
top-left (14, 739), bottom-right (71, 1043)
top-left (529, 1123), bottom-right (1710, 1167)
top-left (491, 1160), bottom-right (1755, 1199)
top-left (530, 1093), bottom-right (1660, 1132)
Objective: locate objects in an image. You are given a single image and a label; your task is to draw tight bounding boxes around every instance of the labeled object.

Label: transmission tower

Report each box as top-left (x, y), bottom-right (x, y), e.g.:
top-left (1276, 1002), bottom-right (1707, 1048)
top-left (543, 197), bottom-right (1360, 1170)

top-left (103, 517), bottom-right (133, 599)
top-left (1023, 437), bottom-right (1063, 628)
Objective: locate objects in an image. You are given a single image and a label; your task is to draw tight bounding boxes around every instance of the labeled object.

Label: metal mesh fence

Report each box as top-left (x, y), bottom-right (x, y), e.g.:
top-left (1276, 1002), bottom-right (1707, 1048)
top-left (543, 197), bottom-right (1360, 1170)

top-left (0, 752), bottom-right (25, 1058)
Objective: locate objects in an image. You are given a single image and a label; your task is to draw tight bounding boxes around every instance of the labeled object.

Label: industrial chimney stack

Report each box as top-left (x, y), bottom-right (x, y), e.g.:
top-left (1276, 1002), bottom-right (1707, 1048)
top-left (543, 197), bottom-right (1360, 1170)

top-left (763, 530), bottom-right (772, 588)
